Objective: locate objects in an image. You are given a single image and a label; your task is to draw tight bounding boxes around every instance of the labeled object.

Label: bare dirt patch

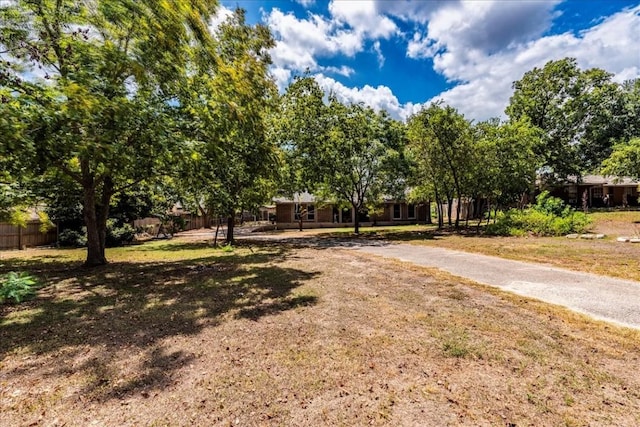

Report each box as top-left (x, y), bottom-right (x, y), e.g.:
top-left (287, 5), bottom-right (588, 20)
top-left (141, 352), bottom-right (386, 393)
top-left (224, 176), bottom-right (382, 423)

top-left (2, 238), bottom-right (640, 426)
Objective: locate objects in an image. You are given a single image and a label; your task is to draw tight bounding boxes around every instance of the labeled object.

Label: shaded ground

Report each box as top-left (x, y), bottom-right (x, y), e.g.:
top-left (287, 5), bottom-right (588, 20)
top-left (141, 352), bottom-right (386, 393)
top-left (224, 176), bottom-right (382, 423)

top-left (2, 238), bottom-right (640, 426)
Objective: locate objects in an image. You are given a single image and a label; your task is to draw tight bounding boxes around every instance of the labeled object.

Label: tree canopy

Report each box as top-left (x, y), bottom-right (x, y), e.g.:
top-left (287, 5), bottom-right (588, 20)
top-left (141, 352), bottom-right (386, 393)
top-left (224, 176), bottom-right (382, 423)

top-left (0, 0), bottom-right (218, 265)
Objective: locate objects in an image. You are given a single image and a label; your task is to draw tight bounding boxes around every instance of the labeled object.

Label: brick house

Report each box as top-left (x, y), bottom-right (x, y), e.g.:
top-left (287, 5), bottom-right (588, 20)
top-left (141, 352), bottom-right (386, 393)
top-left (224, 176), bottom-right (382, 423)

top-left (273, 192), bottom-right (430, 229)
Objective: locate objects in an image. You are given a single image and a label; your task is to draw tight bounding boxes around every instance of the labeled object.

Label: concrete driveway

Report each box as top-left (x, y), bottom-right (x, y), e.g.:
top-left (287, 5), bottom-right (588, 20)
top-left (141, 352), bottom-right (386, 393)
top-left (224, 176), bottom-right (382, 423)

top-left (352, 243), bottom-right (640, 330)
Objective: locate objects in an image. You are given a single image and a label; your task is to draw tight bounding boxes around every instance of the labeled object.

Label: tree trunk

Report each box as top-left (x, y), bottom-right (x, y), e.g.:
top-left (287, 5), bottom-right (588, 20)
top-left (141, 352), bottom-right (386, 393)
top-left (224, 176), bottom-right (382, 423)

top-left (83, 188), bottom-right (107, 266)
top-left (447, 197), bottom-right (453, 227)
top-left (80, 161), bottom-right (112, 267)
top-left (353, 206), bottom-right (360, 234)
top-left (426, 200), bottom-right (432, 224)
top-left (226, 215), bottom-right (234, 244)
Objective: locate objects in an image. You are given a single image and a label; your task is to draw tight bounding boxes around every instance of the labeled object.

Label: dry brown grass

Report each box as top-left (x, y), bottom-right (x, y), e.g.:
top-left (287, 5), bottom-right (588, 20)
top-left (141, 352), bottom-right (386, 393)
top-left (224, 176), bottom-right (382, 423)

top-left (2, 237), bottom-right (640, 426)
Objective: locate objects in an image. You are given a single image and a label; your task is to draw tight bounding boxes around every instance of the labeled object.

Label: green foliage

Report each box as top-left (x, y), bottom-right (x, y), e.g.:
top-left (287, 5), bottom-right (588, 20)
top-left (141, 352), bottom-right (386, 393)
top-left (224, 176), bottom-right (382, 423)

top-left (534, 190), bottom-right (570, 217)
top-left (105, 220), bottom-right (136, 247)
top-left (274, 77), bottom-right (409, 233)
top-left (174, 8), bottom-right (278, 242)
top-left (58, 229), bottom-right (88, 247)
top-left (0, 0), bottom-right (219, 266)
top-left (486, 192), bottom-right (591, 236)
top-left (601, 137), bottom-right (640, 180)
top-left (506, 58), bottom-right (630, 178)
top-left (0, 272), bottom-right (38, 304)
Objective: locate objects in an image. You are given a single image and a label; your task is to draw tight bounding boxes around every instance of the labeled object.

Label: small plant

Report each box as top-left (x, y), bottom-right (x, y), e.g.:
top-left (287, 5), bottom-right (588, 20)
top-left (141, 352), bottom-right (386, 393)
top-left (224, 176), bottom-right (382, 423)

top-left (220, 243), bottom-right (234, 253)
top-left (0, 272), bottom-right (39, 304)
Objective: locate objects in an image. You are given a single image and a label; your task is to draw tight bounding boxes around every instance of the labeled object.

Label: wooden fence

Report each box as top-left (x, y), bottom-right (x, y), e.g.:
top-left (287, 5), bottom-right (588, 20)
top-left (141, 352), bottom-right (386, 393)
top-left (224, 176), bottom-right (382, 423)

top-left (0, 221), bottom-right (57, 250)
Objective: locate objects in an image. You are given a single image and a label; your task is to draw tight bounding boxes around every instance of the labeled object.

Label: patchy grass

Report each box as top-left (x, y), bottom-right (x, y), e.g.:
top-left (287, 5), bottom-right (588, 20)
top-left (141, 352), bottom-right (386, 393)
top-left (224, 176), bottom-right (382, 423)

top-left (285, 210), bottom-right (640, 282)
top-left (1, 236), bottom-right (640, 425)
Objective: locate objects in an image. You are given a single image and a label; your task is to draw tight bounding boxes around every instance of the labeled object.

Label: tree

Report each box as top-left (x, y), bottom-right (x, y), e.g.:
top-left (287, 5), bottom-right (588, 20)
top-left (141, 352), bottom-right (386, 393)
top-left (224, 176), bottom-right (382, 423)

top-left (318, 101), bottom-right (408, 234)
top-left (176, 8), bottom-right (278, 243)
top-left (506, 58), bottom-right (625, 179)
top-left (270, 75), bottom-right (330, 204)
top-left (274, 77), bottom-right (407, 234)
top-left (407, 103), bottom-right (473, 228)
top-left (472, 118), bottom-right (540, 221)
top-left (0, 0), bottom-right (218, 265)
top-left (601, 137), bottom-right (640, 180)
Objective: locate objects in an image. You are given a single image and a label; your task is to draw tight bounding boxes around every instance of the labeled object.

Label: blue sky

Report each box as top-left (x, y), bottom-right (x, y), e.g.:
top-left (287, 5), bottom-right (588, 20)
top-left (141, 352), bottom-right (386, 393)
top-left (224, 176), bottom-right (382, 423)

top-left (218, 0), bottom-right (640, 121)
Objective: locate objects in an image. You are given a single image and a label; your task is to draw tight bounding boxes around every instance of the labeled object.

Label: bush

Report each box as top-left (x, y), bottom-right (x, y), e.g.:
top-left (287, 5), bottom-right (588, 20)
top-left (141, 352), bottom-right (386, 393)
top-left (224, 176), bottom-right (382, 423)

top-left (0, 272), bottom-right (38, 304)
top-left (486, 193), bottom-right (591, 237)
top-left (58, 229), bottom-right (87, 247)
top-left (106, 220), bottom-right (135, 247)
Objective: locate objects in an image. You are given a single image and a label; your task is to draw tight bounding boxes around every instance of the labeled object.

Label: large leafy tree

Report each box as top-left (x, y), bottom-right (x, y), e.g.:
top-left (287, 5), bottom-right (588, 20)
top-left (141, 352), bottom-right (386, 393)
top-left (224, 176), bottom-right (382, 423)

top-left (472, 118), bottom-right (541, 216)
top-left (176, 8), bottom-right (278, 243)
top-left (506, 58), bottom-right (625, 179)
top-left (0, 0), bottom-right (218, 265)
top-left (275, 77), bottom-right (407, 234)
top-left (601, 137), bottom-right (640, 180)
top-left (407, 103), bottom-right (473, 228)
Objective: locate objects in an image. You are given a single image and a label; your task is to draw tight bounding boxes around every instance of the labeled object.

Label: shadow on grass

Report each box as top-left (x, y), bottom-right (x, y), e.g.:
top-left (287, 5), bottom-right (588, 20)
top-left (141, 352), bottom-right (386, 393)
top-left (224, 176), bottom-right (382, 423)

top-left (0, 245), bottom-right (318, 402)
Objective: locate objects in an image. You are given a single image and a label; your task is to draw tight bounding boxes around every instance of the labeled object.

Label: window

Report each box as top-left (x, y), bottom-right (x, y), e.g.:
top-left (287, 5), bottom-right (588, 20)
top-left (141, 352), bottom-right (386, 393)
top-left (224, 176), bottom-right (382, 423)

top-left (295, 204), bottom-right (314, 221)
top-left (591, 187), bottom-right (603, 199)
top-left (393, 204), bottom-right (401, 220)
top-left (407, 204), bottom-right (416, 219)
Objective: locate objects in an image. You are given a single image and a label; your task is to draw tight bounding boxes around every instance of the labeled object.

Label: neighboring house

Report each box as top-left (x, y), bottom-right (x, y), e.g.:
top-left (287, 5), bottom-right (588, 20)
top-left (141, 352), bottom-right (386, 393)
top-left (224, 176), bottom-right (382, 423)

top-left (550, 175), bottom-right (639, 208)
top-left (273, 192), bottom-right (430, 229)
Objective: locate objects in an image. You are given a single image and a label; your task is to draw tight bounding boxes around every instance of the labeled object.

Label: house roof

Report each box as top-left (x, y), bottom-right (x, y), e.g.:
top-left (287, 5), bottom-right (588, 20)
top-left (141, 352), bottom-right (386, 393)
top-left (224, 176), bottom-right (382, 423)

top-left (567, 175), bottom-right (639, 187)
top-left (272, 192), bottom-right (317, 204)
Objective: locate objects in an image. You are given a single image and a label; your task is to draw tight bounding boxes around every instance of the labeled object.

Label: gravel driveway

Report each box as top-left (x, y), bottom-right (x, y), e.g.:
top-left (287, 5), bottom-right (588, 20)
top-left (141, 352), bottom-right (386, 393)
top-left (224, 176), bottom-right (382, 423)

top-left (352, 243), bottom-right (640, 330)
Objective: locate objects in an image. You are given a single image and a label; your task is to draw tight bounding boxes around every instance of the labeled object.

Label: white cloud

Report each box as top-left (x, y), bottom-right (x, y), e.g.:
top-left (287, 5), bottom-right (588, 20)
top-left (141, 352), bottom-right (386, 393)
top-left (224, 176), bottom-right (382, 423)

top-left (328, 0), bottom-right (398, 39)
top-left (265, 2), bottom-right (398, 79)
top-left (321, 65), bottom-right (355, 77)
top-left (209, 4), bottom-right (234, 31)
top-left (426, 5), bottom-right (640, 120)
top-left (265, 8), bottom-right (363, 74)
top-left (372, 41), bottom-right (384, 68)
top-left (313, 74), bottom-right (422, 121)
top-left (294, 0), bottom-right (315, 7)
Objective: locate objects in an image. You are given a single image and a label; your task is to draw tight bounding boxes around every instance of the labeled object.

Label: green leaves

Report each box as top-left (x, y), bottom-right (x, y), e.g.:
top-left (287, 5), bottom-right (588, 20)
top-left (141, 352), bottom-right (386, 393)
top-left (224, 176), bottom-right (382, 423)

top-left (0, 272), bottom-right (39, 304)
top-left (506, 58), bottom-right (628, 178)
top-left (601, 137), bottom-right (640, 180)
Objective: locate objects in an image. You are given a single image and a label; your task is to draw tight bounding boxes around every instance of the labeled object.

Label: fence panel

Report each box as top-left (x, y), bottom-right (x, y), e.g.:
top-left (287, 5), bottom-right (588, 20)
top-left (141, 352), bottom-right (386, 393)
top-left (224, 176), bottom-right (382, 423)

top-left (0, 221), bottom-right (57, 250)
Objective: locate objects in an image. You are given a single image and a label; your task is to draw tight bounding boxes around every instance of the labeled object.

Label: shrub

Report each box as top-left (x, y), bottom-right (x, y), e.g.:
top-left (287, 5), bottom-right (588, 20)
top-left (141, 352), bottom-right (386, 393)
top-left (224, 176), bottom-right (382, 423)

top-left (486, 193), bottom-right (591, 237)
top-left (58, 229), bottom-right (87, 247)
top-left (106, 220), bottom-right (136, 247)
top-left (0, 272), bottom-right (38, 304)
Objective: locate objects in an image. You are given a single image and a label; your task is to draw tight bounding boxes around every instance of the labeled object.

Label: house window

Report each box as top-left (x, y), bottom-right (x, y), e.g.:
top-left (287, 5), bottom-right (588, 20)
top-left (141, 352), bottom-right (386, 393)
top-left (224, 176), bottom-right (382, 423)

top-left (393, 204), bottom-right (401, 220)
top-left (591, 187), bottom-right (603, 199)
top-left (407, 204), bottom-right (416, 219)
top-left (295, 204), bottom-right (314, 221)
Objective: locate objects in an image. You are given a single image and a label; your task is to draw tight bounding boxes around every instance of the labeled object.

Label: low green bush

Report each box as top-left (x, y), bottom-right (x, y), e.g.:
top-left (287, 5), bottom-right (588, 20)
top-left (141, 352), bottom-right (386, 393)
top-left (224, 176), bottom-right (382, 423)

top-left (486, 192), bottom-right (591, 237)
top-left (58, 229), bottom-right (87, 247)
top-left (106, 220), bottom-right (135, 247)
top-left (0, 272), bottom-right (39, 304)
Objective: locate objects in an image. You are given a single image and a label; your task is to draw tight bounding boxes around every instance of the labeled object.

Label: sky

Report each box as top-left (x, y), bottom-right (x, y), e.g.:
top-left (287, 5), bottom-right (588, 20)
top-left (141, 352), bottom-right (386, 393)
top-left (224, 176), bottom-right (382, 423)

top-left (218, 0), bottom-right (640, 122)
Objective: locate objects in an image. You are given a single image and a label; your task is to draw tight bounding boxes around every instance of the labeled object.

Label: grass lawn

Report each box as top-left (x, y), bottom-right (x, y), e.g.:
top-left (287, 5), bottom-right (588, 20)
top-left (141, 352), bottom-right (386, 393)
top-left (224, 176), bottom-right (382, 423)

top-left (1, 236), bottom-right (640, 425)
